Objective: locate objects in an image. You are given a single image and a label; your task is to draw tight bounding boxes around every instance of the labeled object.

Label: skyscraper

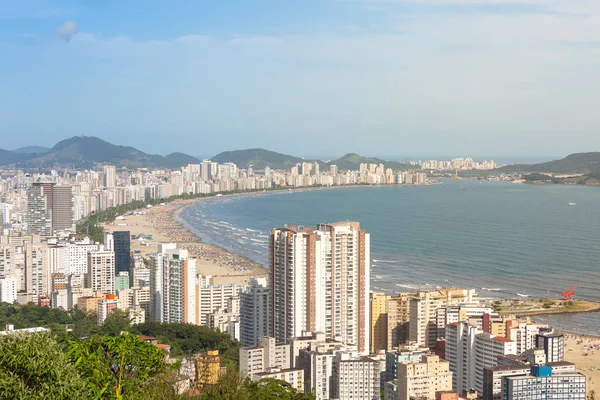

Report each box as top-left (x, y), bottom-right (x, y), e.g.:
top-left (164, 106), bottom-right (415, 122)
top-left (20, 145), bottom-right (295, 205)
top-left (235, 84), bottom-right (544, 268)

top-left (113, 231), bottom-right (131, 275)
top-left (87, 250), bottom-right (115, 294)
top-left (240, 277), bottom-right (270, 347)
top-left (269, 221), bottom-right (370, 353)
top-left (51, 185), bottom-right (74, 233)
top-left (149, 244), bottom-right (196, 324)
top-left (24, 183), bottom-right (74, 235)
top-left (103, 165), bottom-right (117, 188)
top-left (24, 185), bottom-right (52, 236)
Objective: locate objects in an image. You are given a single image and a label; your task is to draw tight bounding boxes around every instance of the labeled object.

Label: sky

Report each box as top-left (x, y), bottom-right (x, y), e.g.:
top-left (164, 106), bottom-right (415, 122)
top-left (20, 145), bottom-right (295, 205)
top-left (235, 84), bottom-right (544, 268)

top-left (0, 0), bottom-right (599, 159)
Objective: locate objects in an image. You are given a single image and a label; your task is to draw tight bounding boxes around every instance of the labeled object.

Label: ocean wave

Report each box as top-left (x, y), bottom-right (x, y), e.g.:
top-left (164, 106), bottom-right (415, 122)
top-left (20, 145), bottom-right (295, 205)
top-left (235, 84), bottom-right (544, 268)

top-left (372, 259), bottom-right (396, 264)
top-left (482, 288), bottom-right (505, 292)
top-left (515, 293), bottom-right (530, 298)
top-left (396, 284), bottom-right (419, 290)
top-left (246, 228), bottom-right (260, 232)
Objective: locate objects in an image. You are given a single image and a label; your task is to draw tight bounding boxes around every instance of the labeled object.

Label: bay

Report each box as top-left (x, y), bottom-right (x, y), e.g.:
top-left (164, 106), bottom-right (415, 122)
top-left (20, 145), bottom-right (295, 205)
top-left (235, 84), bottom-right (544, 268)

top-left (177, 179), bottom-right (600, 335)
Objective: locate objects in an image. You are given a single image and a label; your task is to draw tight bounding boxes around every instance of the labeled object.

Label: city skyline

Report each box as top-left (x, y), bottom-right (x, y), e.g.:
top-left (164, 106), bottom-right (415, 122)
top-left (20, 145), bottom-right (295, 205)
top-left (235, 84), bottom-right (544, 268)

top-left (2, 1), bottom-right (600, 157)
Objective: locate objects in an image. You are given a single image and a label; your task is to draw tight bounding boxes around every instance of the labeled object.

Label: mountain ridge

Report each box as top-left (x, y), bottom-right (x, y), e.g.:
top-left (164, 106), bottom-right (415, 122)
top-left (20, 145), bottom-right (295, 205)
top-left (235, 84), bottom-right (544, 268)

top-left (497, 152), bottom-right (600, 174)
top-left (0, 136), bottom-right (200, 169)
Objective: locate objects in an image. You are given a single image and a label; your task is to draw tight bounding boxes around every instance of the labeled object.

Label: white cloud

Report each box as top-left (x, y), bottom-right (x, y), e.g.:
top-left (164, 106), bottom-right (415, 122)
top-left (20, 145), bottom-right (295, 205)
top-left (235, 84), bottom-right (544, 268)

top-left (57, 20), bottom-right (78, 42)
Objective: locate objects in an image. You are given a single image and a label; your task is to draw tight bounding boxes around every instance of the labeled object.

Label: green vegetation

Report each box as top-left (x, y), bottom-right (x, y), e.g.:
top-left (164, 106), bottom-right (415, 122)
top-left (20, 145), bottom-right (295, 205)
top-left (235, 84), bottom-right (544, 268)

top-left (0, 303), bottom-right (312, 399)
top-left (0, 332), bottom-right (312, 400)
top-left (498, 152), bottom-right (600, 174)
top-left (211, 148), bottom-right (305, 170)
top-left (130, 322), bottom-right (241, 368)
top-left (67, 333), bottom-right (172, 399)
top-left (211, 148), bottom-right (415, 171)
top-left (522, 172), bottom-right (600, 186)
top-left (0, 136), bottom-right (200, 169)
top-left (0, 332), bottom-right (92, 399)
top-left (523, 173), bottom-right (557, 183)
top-left (333, 152), bottom-right (413, 171)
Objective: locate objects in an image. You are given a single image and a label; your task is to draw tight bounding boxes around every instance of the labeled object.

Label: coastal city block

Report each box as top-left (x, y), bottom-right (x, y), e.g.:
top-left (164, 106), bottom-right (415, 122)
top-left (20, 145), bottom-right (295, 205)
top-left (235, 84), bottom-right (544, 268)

top-left (0, 160), bottom-right (597, 400)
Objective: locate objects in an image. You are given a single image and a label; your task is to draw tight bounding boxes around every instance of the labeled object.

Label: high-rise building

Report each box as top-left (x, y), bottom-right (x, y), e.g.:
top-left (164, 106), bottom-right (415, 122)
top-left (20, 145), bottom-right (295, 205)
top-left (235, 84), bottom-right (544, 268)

top-left (196, 283), bottom-right (241, 326)
top-left (535, 331), bottom-right (565, 363)
top-left (149, 244), bottom-right (196, 324)
top-left (397, 355), bottom-right (453, 400)
top-left (370, 292), bottom-right (391, 353)
top-left (51, 185), bottom-right (74, 233)
top-left (409, 288), bottom-right (478, 348)
top-left (104, 232), bottom-right (114, 251)
top-left (446, 321), bottom-right (517, 396)
top-left (269, 222), bottom-right (370, 353)
top-left (240, 336), bottom-right (291, 378)
top-left (240, 277), bottom-right (270, 347)
top-left (87, 251), bottom-right (115, 294)
top-left (386, 294), bottom-right (412, 350)
top-left (24, 185), bottom-right (52, 236)
top-left (0, 276), bottom-right (17, 304)
top-left (103, 165), bottom-right (117, 188)
top-left (502, 365), bottom-right (586, 400)
top-left (25, 242), bottom-right (50, 303)
top-left (113, 231), bottom-right (131, 275)
top-left (483, 360), bottom-right (576, 400)
top-left (331, 351), bottom-right (382, 400)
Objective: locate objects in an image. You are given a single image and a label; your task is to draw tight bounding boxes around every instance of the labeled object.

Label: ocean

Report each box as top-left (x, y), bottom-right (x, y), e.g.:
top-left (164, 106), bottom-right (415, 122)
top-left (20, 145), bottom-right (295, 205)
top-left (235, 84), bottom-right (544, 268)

top-left (177, 179), bottom-right (600, 335)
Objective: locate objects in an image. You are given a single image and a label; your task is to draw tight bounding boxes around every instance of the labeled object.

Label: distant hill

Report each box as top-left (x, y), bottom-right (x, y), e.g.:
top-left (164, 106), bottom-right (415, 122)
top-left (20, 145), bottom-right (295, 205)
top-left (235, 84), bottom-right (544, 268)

top-left (12, 146), bottom-right (50, 154)
top-left (211, 148), bottom-right (305, 170)
top-left (334, 153), bottom-right (414, 171)
top-left (498, 152), bottom-right (600, 174)
top-left (0, 149), bottom-right (32, 165)
top-left (0, 136), bottom-right (200, 169)
top-left (211, 149), bottom-right (415, 171)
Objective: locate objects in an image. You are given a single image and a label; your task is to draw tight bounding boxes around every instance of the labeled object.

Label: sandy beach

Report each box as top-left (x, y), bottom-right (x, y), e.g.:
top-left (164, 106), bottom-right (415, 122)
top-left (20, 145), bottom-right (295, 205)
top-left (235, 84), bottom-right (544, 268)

top-left (102, 197), bottom-right (267, 286)
top-left (563, 333), bottom-right (600, 395)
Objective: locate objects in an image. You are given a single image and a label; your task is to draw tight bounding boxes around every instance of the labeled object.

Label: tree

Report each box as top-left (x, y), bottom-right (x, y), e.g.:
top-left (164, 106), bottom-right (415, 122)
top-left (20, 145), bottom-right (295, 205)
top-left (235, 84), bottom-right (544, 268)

top-left (0, 332), bottom-right (92, 399)
top-left (99, 310), bottom-right (131, 336)
top-left (68, 333), bottom-right (173, 399)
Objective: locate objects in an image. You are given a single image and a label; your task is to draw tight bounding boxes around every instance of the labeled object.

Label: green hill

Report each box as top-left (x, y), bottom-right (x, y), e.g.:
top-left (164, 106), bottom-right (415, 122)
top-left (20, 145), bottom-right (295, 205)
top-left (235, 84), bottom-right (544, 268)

top-left (0, 149), bottom-right (32, 165)
top-left (499, 152), bottom-right (600, 174)
top-left (211, 149), bottom-right (415, 171)
top-left (334, 153), bottom-right (414, 171)
top-left (12, 146), bottom-right (51, 154)
top-left (211, 148), bottom-right (305, 170)
top-left (10, 136), bottom-right (201, 169)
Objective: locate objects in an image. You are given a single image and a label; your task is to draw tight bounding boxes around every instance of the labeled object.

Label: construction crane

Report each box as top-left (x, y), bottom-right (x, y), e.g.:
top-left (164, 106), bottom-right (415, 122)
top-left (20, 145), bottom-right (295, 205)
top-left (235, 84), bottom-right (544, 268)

top-left (561, 286), bottom-right (577, 301)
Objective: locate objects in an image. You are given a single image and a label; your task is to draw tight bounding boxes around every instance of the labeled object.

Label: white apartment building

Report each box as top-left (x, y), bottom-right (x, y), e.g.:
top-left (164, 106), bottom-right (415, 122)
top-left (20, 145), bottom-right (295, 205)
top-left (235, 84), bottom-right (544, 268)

top-left (240, 336), bottom-right (291, 378)
top-left (446, 321), bottom-right (517, 396)
top-left (397, 355), bottom-right (453, 400)
top-left (332, 351), bottom-right (382, 400)
top-left (87, 251), bottom-right (115, 294)
top-left (409, 288), bottom-right (478, 348)
top-left (506, 320), bottom-right (547, 355)
top-left (240, 277), bottom-right (270, 347)
top-left (297, 339), bottom-right (346, 400)
top-left (0, 276), bottom-right (17, 304)
top-left (69, 242), bottom-right (100, 275)
top-left (25, 242), bottom-right (50, 303)
top-left (270, 222), bottom-right (370, 353)
top-left (46, 245), bottom-right (69, 274)
top-left (149, 244), bottom-right (196, 324)
top-left (195, 283), bottom-right (240, 326)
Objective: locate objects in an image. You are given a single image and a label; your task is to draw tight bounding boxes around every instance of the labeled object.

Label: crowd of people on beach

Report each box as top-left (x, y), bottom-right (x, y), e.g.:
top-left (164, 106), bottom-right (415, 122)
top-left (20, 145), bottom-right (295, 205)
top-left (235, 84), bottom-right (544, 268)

top-left (142, 202), bottom-right (260, 274)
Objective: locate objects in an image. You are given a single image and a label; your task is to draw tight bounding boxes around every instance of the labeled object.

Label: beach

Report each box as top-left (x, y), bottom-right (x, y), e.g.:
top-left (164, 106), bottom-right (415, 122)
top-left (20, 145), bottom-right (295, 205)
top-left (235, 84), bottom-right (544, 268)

top-left (564, 333), bottom-right (600, 395)
top-left (102, 197), bottom-right (267, 286)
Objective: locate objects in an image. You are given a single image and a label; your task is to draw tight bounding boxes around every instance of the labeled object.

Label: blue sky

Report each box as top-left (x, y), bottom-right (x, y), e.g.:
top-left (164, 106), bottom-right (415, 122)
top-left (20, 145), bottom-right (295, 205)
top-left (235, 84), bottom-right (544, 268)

top-left (1, 0), bottom-right (599, 159)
